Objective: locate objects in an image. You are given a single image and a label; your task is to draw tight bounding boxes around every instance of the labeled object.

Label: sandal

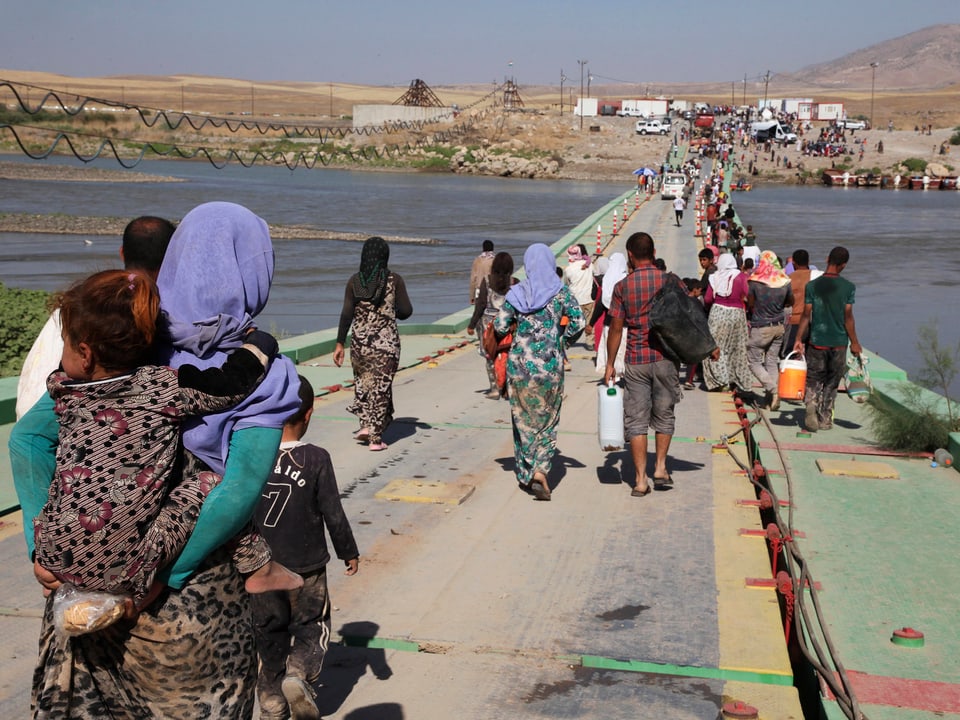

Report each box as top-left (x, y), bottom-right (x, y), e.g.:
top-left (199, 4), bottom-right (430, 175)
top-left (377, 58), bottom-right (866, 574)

top-left (530, 474), bottom-right (551, 501)
top-left (354, 427), bottom-right (371, 442)
top-left (369, 442), bottom-right (388, 452)
top-left (653, 474), bottom-right (673, 489)
top-left (631, 484), bottom-right (652, 497)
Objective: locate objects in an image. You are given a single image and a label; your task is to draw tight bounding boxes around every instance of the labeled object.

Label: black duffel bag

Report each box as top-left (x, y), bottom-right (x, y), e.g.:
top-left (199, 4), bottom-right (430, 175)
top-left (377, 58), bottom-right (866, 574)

top-left (648, 274), bottom-right (718, 364)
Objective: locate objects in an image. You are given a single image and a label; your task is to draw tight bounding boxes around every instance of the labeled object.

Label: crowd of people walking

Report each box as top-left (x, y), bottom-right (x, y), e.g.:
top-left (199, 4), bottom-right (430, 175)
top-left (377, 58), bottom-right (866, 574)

top-left (7, 156), bottom-right (863, 716)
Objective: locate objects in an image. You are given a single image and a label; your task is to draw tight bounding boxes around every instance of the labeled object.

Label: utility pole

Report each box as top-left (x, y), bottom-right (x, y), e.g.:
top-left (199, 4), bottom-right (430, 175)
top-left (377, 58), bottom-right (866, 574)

top-left (250, 84), bottom-right (255, 116)
top-left (731, 81), bottom-right (735, 107)
top-left (762, 70), bottom-right (771, 110)
top-left (743, 74), bottom-right (747, 106)
top-left (870, 62), bottom-right (878, 128)
top-left (560, 70), bottom-right (566, 115)
top-left (329, 83), bottom-right (333, 116)
top-left (578, 59), bottom-right (588, 130)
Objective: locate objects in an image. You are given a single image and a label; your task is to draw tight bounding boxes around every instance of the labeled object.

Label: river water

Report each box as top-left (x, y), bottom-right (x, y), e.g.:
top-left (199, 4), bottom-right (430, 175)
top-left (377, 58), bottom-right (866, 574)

top-left (1, 155), bottom-right (958, 392)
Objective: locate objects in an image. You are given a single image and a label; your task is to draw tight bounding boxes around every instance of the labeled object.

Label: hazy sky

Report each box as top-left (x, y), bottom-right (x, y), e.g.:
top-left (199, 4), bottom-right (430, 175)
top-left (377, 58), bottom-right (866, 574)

top-left (3, 1), bottom-right (959, 87)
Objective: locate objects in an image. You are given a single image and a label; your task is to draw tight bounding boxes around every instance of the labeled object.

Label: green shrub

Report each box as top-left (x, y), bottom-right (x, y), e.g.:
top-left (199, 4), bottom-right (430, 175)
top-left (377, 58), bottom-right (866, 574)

top-left (913, 321), bottom-right (958, 426)
top-left (0, 283), bottom-right (51, 377)
top-left (81, 112), bottom-right (118, 125)
top-left (902, 157), bottom-right (928, 172)
top-left (866, 389), bottom-right (953, 452)
top-left (949, 130), bottom-right (960, 146)
top-left (866, 320), bottom-right (959, 451)
top-left (0, 108), bottom-right (61, 124)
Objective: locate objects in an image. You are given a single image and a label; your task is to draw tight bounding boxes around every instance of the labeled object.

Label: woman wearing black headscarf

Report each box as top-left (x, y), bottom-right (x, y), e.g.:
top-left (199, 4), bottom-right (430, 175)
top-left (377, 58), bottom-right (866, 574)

top-left (334, 237), bottom-right (413, 451)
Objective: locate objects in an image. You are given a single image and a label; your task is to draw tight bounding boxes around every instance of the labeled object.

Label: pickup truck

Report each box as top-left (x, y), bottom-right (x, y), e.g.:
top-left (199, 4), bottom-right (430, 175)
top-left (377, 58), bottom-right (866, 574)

top-left (635, 119), bottom-right (669, 136)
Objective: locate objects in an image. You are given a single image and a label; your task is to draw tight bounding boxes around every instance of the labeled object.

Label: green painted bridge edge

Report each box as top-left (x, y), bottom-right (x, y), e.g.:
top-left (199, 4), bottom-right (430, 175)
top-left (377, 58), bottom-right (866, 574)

top-left (335, 635), bottom-right (793, 687)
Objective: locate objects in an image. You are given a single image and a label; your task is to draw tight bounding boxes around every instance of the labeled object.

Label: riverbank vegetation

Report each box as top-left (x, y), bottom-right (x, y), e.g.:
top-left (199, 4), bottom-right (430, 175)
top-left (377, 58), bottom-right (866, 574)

top-left (867, 321), bottom-right (959, 451)
top-left (0, 283), bottom-right (49, 376)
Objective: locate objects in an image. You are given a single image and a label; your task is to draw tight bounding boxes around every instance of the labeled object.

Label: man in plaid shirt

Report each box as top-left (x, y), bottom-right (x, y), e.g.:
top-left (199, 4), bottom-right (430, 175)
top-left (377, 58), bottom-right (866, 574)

top-left (604, 232), bottom-right (699, 496)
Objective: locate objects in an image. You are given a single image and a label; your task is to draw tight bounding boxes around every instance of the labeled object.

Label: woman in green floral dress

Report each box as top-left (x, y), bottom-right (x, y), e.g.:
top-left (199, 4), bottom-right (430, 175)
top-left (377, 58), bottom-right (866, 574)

top-left (494, 243), bottom-right (584, 500)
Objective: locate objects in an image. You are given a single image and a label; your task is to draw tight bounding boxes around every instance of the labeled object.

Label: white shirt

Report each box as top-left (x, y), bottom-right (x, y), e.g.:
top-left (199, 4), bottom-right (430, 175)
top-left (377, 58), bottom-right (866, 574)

top-left (673, 196), bottom-right (686, 211)
top-left (563, 262), bottom-right (594, 305)
top-left (17, 310), bottom-right (63, 419)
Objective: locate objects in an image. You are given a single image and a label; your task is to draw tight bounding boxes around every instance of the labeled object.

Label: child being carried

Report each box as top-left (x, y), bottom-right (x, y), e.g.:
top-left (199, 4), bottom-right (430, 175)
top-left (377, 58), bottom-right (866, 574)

top-left (34, 269), bottom-right (301, 635)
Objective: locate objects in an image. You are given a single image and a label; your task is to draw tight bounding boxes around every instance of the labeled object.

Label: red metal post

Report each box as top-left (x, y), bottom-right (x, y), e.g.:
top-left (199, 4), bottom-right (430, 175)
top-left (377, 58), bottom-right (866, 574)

top-left (777, 571), bottom-right (795, 641)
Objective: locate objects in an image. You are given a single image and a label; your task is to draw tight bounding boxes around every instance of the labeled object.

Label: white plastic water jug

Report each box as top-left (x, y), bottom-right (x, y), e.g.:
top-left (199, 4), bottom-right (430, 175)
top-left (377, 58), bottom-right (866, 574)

top-left (598, 382), bottom-right (625, 451)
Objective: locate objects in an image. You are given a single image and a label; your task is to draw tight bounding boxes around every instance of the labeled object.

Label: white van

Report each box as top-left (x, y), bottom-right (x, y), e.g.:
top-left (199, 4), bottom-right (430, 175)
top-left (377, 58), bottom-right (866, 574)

top-left (750, 120), bottom-right (798, 145)
top-left (660, 173), bottom-right (688, 200)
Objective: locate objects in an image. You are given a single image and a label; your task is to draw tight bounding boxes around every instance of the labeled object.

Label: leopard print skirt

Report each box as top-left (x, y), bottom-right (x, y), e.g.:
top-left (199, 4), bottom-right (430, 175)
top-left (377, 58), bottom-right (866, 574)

top-left (33, 549), bottom-right (256, 719)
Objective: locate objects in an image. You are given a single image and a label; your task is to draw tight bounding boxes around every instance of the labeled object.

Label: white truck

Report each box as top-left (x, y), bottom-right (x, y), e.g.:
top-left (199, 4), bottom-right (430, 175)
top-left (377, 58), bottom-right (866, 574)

top-left (617, 98), bottom-right (668, 118)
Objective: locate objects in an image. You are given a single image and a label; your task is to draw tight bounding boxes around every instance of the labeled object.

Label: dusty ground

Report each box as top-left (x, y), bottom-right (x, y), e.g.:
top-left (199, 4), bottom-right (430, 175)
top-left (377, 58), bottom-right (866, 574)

top-left (1, 70), bottom-right (957, 194)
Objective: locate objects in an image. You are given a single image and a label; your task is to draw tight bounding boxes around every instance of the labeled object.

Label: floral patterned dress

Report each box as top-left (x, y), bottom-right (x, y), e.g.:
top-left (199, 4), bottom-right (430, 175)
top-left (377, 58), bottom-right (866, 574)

top-left (38, 364), bottom-right (259, 604)
top-left (346, 274), bottom-right (401, 445)
top-left (494, 287), bottom-right (584, 487)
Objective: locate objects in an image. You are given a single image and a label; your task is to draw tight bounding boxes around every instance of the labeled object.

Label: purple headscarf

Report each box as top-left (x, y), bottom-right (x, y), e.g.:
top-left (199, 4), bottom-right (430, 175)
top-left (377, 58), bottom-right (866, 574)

top-left (156, 201), bottom-right (301, 474)
top-left (506, 243), bottom-right (563, 313)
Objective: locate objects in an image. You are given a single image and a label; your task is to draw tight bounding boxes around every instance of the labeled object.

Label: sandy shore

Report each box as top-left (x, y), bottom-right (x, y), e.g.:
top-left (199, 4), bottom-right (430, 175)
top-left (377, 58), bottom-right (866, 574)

top-left (502, 114), bottom-right (957, 184)
top-left (0, 212), bottom-right (439, 244)
top-left (0, 161), bottom-right (181, 184)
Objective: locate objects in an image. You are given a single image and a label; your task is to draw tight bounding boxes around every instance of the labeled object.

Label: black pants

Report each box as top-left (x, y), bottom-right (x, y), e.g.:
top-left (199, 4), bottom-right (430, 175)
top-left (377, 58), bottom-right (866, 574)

top-left (251, 568), bottom-right (331, 719)
top-left (804, 345), bottom-right (847, 426)
top-left (675, 209), bottom-right (683, 225)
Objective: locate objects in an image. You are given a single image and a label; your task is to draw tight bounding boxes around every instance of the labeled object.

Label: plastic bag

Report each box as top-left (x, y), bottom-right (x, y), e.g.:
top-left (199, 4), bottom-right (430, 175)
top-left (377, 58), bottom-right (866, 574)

top-left (648, 275), bottom-right (717, 364)
top-left (846, 355), bottom-right (871, 403)
top-left (53, 583), bottom-right (128, 637)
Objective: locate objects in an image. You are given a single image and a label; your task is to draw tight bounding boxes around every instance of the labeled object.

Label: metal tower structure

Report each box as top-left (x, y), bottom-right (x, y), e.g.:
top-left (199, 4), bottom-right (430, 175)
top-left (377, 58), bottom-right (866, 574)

top-left (502, 79), bottom-right (524, 110)
top-left (394, 79), bottom-right (444, 107)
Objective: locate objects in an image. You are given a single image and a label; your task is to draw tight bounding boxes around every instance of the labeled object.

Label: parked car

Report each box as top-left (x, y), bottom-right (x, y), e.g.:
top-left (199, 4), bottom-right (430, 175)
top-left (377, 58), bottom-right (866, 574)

top-left (635, 119), bottom-right (669, 136)
top-left (838, 119), bottom-right (868, 130)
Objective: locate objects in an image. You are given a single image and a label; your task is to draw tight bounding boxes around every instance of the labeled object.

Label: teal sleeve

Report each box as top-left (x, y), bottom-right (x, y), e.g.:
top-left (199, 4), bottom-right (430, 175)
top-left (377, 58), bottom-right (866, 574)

top-left (161, 426), bottom-right (281, 589)
top-left (8, 393), bottom-right (58, 559)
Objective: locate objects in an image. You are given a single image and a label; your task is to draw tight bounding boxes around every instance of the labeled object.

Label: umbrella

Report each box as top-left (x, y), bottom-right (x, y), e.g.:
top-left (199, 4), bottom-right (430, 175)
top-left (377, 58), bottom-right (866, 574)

top-left (633, 167), bottom-right (658, 176)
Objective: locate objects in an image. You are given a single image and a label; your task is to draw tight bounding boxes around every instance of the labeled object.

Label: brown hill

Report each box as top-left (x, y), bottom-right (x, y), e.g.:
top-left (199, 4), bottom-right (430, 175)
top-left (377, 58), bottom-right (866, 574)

top-left (783, 23), bottom-right (960, 90)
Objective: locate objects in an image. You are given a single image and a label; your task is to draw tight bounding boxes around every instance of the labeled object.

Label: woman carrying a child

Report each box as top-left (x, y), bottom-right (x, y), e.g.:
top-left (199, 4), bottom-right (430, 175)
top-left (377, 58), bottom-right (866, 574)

top-left (11, 201), bottom-right (301, 718)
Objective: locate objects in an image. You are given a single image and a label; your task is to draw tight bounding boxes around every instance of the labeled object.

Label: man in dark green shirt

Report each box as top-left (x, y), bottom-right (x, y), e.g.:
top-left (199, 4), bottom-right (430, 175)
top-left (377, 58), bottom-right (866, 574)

top-left (793, 246), bottom-right (862, 432)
